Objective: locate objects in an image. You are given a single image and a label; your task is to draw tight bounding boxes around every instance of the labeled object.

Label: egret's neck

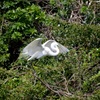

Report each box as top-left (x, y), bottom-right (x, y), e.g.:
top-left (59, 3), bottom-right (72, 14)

top-left (44, 42), bottom-right (59, 56)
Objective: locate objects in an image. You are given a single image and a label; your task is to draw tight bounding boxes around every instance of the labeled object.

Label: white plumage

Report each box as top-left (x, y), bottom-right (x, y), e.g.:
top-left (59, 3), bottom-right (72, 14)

top-left (21, 38), bottom-right (69, 60)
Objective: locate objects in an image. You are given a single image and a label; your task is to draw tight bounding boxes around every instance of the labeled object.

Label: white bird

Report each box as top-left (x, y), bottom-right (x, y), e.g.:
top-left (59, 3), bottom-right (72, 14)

top-left (20, 38), bottom-right (69, 61)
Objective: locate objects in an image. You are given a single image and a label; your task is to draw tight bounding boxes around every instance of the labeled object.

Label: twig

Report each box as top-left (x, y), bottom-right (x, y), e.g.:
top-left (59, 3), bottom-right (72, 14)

top-left (32, 68), bottom-right (73, 98)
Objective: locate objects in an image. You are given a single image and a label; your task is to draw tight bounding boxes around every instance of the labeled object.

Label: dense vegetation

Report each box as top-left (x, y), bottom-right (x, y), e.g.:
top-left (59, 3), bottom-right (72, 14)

top-left (0, 0), bottom-right (100, 100)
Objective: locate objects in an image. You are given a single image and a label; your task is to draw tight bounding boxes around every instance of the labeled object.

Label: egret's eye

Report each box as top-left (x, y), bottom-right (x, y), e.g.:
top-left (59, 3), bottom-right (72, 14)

top-left (54, 45), bottom-right (56, 48)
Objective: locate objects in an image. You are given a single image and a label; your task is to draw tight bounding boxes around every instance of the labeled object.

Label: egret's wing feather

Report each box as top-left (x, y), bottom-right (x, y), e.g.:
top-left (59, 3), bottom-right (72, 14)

top-left (43, 40), bottom-right (69, 53)
top-left (58, 43), bottom-right (69, 54)
top-left (23, 38), bottom-right (42, 51)
top-left (18, 52), bottom-right (30, 59)
top-left (23, 38), bottom-right (43, 56)
top-left (36, 51), bottom-right (44, 59)
top-left (28, 51), bottom-right (44, 60)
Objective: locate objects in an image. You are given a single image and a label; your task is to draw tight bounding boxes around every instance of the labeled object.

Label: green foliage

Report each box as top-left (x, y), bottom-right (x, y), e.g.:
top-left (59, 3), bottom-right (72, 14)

top-left (49, 0), bottom-right (99, 24)
top-left (49, 0), bottom-right (73, 19)
top-left (80, 6), bottom-right (88, 14)
top-left (1, 47), bottom-right (99, 99)
top-left (4, 4), bottom-right (46, 40)
top-left (0, 1), bottom-right (46, 68)
top-left (46, 16), bottom-right (100, 49)
top-left (0, 67), bottom-right (47, 100)
top-left (83, 71), bottom-right (100, 92)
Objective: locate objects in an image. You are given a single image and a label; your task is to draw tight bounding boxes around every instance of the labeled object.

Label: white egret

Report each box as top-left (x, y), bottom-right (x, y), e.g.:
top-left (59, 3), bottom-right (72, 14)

top-left (20, 38), bottom-right (69, 61)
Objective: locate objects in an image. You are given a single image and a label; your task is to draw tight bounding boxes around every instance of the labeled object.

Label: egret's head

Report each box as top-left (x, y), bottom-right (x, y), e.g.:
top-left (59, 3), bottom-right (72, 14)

top-left (52, 41), bottom-right (59, 48)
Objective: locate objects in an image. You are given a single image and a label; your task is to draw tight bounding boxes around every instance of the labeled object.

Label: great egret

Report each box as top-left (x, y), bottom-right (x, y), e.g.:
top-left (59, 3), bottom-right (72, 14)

top-left (20, 38), bottom-right (69, 61)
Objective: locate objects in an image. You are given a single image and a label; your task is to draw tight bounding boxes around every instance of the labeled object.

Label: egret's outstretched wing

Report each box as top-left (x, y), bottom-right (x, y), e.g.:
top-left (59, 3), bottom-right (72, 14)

top-left (57, 43), bottom-right (69, 54)
top-left (42, 40), bottom-right (55, 49)
top-left (28, 51), bottom-right (44, 60)
top-left (22, 38), bottom-right (43, 56)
